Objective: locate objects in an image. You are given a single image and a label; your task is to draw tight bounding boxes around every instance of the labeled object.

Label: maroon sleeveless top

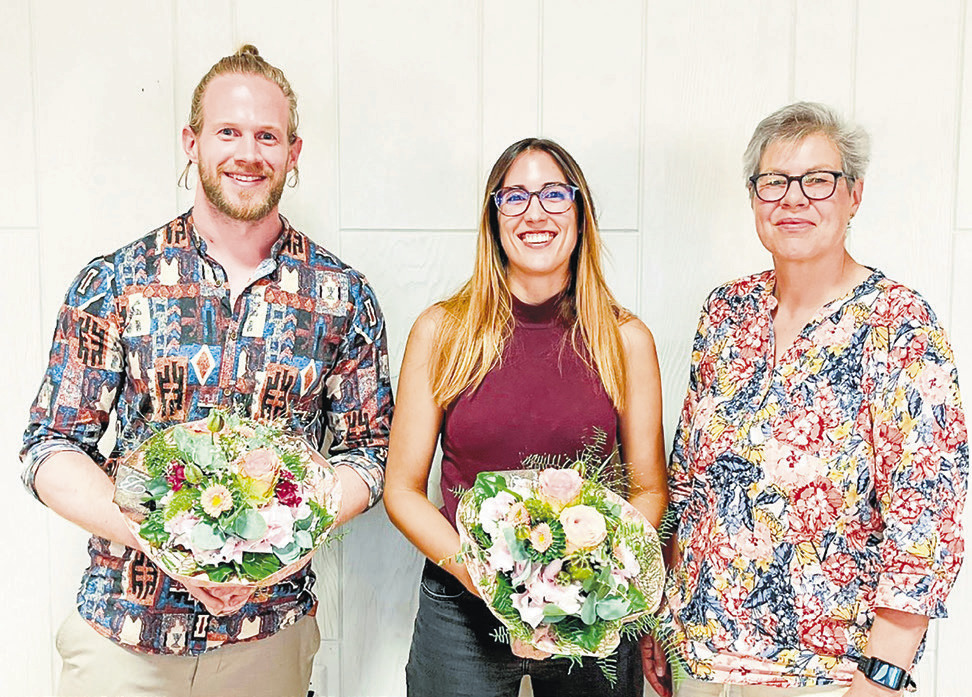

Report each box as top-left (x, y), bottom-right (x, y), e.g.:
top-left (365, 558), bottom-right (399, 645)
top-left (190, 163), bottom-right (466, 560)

top-left (439, 292), bottom-right (619, 526)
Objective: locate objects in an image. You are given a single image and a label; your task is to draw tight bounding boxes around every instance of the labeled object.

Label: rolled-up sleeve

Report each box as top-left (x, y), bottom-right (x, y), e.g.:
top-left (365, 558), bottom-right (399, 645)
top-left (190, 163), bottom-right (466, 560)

top-left (20, 257), bottom-right (123, 501)
top-left (324, 271), bottom-right (393, 509)
top-left (871, 323), bottom-right (968, 617)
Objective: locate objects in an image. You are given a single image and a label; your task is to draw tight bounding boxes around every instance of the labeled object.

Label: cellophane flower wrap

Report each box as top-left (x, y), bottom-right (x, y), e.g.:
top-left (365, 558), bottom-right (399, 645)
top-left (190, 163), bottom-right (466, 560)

top-left (456, 465), bottom-right (664, 660)
top-left (113, 409), bottom-right (341, 587)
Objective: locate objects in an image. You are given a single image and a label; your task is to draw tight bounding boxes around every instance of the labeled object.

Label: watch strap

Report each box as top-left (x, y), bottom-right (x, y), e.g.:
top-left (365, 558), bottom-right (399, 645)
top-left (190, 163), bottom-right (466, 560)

top-left (855, 655), bottom-right (917, 691)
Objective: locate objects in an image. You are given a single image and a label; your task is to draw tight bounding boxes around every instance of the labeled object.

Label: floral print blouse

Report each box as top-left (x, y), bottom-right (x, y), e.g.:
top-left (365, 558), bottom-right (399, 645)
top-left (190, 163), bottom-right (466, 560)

top-left (660, 269), bottom-right (967, 686)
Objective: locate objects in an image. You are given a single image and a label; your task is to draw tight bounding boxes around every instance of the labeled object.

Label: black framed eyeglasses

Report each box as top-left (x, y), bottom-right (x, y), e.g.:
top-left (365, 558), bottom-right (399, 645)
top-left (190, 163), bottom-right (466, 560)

top-left (749, 170), bottom-right (845, 202)
top-left (492, 183), bottom-right (579, 216)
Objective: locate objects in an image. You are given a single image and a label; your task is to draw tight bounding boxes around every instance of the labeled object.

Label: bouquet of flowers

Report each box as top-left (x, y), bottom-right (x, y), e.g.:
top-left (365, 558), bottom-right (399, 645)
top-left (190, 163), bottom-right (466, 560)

top-left (456, 464), bottom-right (664, 663)
top-left (113, 409), bottom-right (341, 588)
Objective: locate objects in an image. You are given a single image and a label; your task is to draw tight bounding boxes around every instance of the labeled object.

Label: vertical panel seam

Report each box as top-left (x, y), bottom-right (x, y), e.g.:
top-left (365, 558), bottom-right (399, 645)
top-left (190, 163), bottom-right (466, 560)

top-left (636, 0), bottom-right (647, 317)
top-left (333, 0), bottom-right (344, 255)
top-left (789, 0), bottom-right (797, 101)
top-left (947, 0), bottom-right (968, 352)
top-left (171, 0), bottom-right (181, 212)
top-left (329, 2), bottom-right (345, 667)
top-left (477, 0), bottom-right (485, 221)
top-left (537, 0), bottom-right (544, 133)
top-left (25, 2), bottom-right (55, 692)
top-left (851, 0), bottom-right (860, 115)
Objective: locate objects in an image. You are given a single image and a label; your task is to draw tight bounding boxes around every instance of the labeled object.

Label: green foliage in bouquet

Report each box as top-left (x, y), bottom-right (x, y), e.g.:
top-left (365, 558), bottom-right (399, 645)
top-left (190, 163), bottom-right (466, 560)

top-left (128, 409), bottom-right (338, 583)
top-left (454, 431), bottom-right (679, 686)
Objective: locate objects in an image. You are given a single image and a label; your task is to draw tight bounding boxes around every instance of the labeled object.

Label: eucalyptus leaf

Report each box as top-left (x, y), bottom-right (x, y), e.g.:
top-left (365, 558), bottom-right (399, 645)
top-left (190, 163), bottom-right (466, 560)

top-left (189, 522), bottom-right (225, 551)
top-left (231, 509), bottom-right (268, 541)
top-left (273, 541), bottom-right (302, 565)
top-left (580, 592), bottom-right (598, 625)
top-left (542, 605), bottom-right (569, 623)
top-left (146, 477), bottom-right (170, 498)
top-left (595, 597), bottom-right (631, 621)
top-left (294, 515), bottom-right (313, 532)
top-left (502, 525), bottom-right (528, 563)
top-left (294, 530), bottom-right (313, 549)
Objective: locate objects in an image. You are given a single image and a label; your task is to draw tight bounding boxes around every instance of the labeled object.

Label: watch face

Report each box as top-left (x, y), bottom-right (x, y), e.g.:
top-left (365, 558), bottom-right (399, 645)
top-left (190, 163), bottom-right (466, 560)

top-left (864, 658), bottom-right (906, 690)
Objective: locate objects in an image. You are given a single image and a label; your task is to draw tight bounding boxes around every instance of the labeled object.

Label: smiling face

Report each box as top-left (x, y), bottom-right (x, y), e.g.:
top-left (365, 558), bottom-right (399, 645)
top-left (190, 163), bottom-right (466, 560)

top-left (183, 73), bottom-right (301, 222)
top-left (752, 133), bottom-right (862, 267)
top-left (497, 149), bottom-right (579, 297)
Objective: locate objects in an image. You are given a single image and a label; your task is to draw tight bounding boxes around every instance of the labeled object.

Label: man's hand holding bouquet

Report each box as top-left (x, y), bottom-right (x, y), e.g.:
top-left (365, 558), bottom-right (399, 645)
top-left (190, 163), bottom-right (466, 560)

top-left (114, 409), bottom-right (341, 615)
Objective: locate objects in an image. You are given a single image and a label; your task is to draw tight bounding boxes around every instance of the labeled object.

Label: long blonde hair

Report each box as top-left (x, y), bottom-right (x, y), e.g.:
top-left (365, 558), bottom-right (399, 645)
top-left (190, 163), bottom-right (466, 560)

top-left (430, 138), bottom-right (629, 410)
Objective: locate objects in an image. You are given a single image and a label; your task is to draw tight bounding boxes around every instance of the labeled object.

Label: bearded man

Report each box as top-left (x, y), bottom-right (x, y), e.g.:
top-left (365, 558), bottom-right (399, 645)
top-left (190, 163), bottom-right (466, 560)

top-left (21, 45), bottom-right (392, 697)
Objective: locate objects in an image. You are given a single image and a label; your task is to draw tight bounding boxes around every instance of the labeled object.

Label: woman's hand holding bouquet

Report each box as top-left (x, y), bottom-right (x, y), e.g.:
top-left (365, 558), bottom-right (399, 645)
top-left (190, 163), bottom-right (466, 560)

top-left (456, 463), bottom-right (664, 678)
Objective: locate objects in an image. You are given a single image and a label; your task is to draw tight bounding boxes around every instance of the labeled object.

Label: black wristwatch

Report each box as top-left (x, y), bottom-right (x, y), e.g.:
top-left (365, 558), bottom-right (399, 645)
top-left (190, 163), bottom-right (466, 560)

top-left (854, 655), bottom-right (916, 691)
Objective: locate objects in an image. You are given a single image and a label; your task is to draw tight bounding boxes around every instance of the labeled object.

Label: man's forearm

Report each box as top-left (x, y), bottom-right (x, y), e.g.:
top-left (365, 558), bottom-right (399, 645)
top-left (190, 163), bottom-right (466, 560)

top-left (331, 464), bottom-right (371, 526)
top-left (33, 450), bottom-right (139, 548)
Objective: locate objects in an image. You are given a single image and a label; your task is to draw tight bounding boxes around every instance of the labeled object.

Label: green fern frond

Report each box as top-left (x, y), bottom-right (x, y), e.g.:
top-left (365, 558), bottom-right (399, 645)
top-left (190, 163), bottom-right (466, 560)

top-left (490, 626), bottom-right (511, 646)
top-left (595, 653), bottom-right (619, 687)
top-left (656, 505), bottom-right (679, 544)
top-left (619, 613), bottom-right (658, 640)
top-left (653, 624), bottom-right (691, 689)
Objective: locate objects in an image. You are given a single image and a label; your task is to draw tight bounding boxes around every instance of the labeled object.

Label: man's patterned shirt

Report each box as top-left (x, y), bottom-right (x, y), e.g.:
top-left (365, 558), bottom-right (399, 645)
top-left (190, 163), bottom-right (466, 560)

top-left (21, 211), bottom-right (393, 655)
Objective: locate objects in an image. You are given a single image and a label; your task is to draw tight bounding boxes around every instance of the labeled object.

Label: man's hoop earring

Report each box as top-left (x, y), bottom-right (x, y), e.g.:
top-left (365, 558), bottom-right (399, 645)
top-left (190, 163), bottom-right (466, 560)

top-left (287, 168), bottom-right (300, 188)
top-left (178, 161), bottom-right (194, 190)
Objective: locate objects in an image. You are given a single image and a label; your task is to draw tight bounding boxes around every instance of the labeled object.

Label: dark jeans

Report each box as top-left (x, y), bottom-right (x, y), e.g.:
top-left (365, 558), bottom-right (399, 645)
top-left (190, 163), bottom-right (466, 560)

top-left (406, 560), bottom-right (644, 697)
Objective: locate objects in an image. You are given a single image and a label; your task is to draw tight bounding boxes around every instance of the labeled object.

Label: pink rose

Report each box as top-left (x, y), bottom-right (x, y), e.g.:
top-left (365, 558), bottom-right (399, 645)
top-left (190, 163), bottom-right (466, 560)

top-left (538, 468), bottom-right (582, 510)
top-left (236, 447), bottom-right (281, 502)
top-left (558, 505), bottom-right (607, 549)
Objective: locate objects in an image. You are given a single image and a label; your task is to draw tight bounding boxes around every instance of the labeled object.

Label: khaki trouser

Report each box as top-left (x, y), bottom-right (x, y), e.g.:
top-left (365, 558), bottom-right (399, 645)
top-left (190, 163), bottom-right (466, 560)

top-left (675, 677), bottom-right (849, 697)
top-left (56, 610), bottom-right (320, 697)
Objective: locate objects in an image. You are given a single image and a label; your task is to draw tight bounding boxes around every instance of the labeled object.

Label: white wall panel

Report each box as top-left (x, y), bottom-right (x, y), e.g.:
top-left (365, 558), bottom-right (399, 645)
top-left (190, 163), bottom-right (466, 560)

top-left (482, 0), bottom-right (541, 173)
top-left (1, 0), bottom-right (37, 229)
top-left (0, 231), bottom-right (55, 695)
top-left (236, 0), bottom-right (340, 250)
top-left (793, 0), bottom-right (857, 111)
top-left (337, 1), bottom-right (479, 231)
top-left (32, 1), bottom-right (176, 322)
top-left (173, 0), bottom-right (234, 214)
top-left (339, 506), bottom-right (423, 697)
top-left (541, 0), bottom-right (642, 231)
top-left (956, 0), bottom-right (972, 231)
top-left (602, 231), bottom-right (640, 315)
top-left (639, 3), bottom-right (789, 430)
top-left (340, 230), bottom-right (477, 375)
top-left (938, 229), bottom-right (972, 697)
top-left (851, 1), bottom-right (961, 314)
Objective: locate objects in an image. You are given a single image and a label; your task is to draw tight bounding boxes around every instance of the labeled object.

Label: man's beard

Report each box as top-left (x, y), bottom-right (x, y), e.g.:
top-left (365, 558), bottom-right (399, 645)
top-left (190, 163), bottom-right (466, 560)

top-left (199, 162), bottom-right (286, 222)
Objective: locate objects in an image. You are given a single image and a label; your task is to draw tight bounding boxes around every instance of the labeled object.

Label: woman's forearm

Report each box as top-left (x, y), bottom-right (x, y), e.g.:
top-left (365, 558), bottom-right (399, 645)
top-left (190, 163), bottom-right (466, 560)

top-left (385, 485), bottom-right (476, 591)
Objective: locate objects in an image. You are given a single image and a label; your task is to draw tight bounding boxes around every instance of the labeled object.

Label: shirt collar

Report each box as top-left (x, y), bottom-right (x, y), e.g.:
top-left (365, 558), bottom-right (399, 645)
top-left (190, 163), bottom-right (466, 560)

top-left (183, 208), bottom-right (296, 273)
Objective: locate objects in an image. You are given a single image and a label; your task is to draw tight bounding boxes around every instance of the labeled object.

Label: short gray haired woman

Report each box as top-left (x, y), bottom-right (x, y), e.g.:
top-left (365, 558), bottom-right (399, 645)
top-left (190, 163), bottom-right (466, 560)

top-left (642, 102), bottom-right (968, 696)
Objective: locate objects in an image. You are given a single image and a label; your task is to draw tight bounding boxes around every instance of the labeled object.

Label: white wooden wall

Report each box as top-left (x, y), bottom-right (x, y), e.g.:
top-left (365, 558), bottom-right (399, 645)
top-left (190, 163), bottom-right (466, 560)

top-left (2, 1), bottom-right (971, 695)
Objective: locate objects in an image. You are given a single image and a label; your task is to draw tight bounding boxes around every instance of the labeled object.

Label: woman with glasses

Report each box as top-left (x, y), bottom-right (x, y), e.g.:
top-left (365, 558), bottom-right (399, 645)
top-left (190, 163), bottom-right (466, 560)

top-left (642, 102), bottom-right (967, 696)
top-left (385, 137), bottom-right (668, 697)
